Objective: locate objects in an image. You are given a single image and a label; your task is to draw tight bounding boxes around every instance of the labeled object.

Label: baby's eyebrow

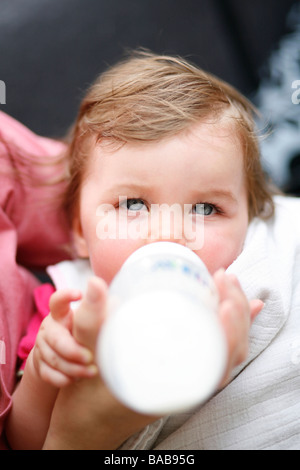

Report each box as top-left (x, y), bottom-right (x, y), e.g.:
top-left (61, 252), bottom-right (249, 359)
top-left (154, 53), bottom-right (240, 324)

top-left (208, 190), bottom-right (237, 202)
top-left (190, 189), bottom-right (238, 204)
top-left (102, 183), bottom-right (153, 198)
top-left (100, 183), bottom-right (152, 198)
top-left (100, 184), bottom-right (238, 206)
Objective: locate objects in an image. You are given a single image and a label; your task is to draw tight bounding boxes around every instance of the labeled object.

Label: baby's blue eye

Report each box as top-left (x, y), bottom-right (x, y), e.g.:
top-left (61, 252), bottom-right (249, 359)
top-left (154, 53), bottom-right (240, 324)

top-left (193, 203), bottom-right (216, 216)
top-left (123, 198), bottom-right (147, 211)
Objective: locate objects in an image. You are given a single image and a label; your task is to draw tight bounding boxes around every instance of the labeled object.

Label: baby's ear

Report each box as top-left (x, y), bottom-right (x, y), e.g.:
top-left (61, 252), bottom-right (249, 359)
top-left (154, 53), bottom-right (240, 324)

top-left (72, 216), bottom-right (89, 258)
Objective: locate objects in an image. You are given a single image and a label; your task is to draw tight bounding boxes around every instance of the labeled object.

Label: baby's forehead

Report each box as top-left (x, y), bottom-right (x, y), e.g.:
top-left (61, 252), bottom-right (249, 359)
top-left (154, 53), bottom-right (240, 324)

top-left (92, 110), bottom-right (244, 152)
top-left (176, 113), bottom-right (245, 151)
top-left (91, 116), bottom-right (245, 179)
top-left (87, 107), bottom-right (248, 185)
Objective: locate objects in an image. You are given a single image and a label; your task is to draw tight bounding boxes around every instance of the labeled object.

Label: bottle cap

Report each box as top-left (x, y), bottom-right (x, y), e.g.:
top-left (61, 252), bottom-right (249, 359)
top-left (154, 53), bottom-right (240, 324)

top-left (122, 242), bottom-right (202, 269)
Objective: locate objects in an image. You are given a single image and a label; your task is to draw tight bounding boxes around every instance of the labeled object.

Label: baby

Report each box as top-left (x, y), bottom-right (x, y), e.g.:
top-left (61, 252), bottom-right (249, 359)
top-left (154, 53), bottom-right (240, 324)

top-left (6, 51), bottom-right (299, 450)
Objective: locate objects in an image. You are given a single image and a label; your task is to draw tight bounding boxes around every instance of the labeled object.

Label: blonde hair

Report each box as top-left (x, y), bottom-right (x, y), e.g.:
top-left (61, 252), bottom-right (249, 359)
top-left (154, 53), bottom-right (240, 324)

top-left (64, 50), bottom-right (275, 223)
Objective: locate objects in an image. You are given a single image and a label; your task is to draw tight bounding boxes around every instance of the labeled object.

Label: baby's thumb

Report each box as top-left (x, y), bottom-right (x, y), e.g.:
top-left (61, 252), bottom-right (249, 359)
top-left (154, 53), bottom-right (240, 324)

top-left (249, 299), bottom-right (264, 323)
top-left (73, 276), bottom-right (108, 352)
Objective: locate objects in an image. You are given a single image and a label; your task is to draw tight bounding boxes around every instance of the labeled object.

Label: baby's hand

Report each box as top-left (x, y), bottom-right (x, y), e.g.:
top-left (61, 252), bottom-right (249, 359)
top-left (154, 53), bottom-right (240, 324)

top-left (32, 288), bottom-right (99, 388)
top-left (213, 269), bottom-right (264, 388)
top-left (44, 277), bottom-right (158, 450)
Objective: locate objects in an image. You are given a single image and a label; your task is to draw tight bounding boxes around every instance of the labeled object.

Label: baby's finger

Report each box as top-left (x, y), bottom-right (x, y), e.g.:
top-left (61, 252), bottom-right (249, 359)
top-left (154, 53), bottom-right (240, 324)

top-left (36, 341), bottom-right (98, 383)
top-left (49, 289), bottom-right (82, 323)
top-left (218, 298), bottom-right (247, 360)
top-left (249, 299), bottom-right (264, 322)
top-left (33, 343), bottom-right (72, 387)
top-left (38, 316), bottom-right (93, 365)
top-left (73, 277), bottom-right (108, 352)
top-left (213, 269), bottom-right (227, 302)
top-left (214, 271), bottom-right (248, 314)
top-left (226, 273), bottom-right (241, 288)
top-left (38, 360), bottom-right (74, 388)
top-left (48, 329), bottom-right (93, 365)
top-left (218, 298), bottom-right (249, 388)
top-left (214, 271), bottom-right (264, 324)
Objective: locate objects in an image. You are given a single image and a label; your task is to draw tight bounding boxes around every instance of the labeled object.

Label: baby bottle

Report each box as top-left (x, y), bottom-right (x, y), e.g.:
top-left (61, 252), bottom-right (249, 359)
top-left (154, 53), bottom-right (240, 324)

top-left (96, 242), bottom-right (227, 415)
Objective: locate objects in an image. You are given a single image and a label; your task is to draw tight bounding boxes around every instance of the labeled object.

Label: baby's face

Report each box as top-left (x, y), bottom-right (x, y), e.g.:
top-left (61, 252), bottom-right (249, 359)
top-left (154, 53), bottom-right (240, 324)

top-left (75, 119), bottom-right (249, 283)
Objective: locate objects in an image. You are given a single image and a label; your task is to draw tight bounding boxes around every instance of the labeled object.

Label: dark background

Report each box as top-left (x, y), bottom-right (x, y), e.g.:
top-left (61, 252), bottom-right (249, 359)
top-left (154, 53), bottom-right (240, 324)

top-left (0, 0), bottom-right (298, 138)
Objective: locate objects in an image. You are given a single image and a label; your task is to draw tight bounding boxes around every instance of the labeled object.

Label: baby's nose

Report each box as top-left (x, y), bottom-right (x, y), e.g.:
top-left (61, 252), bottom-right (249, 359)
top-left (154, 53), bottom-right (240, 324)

top-left (143, 203), bottom-right (204, 251)
top-left (145, 203), bottom-right (187, 246)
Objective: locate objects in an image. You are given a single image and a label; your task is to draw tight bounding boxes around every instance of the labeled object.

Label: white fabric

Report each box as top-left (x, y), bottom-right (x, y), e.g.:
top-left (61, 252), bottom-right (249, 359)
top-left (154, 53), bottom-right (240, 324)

top-left (153, 195), bottom-right (300, 450)
top-left (47, 258), bottom-right (93, 310)
top-left (47, 196), bottom-right (300, 450)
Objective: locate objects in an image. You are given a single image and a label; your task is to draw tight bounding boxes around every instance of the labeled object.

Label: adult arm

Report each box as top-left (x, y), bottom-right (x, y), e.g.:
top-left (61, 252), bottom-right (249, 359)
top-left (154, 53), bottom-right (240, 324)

top-left (0, 111), bottom-right (70, 447)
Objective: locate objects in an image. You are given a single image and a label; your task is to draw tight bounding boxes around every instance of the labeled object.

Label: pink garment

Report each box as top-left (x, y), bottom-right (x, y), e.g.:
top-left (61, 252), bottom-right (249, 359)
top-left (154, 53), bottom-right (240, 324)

top-left (0, 111), bottom-right (71, 448)
top-left (17, 284), bottom-right (55, 371)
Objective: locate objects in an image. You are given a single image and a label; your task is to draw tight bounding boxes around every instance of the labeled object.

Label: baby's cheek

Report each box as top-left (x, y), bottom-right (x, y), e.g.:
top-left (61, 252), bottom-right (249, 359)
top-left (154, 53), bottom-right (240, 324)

top-left (195, 239), bottom-right (239, 275)
top-left (90, 239), bottom-right (141, 285)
